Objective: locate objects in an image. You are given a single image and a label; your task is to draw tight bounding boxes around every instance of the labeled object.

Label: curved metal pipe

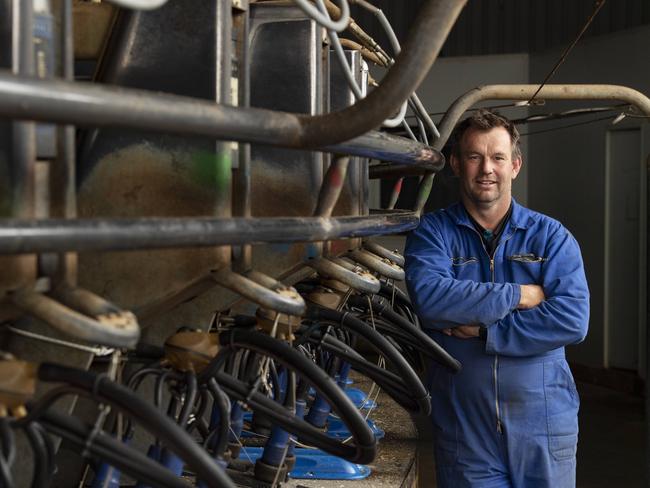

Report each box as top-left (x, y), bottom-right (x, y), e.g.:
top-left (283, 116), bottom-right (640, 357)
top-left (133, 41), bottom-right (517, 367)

top-left (305, 258), bottom-right (380, 294)
top-left (433, 84), bottom-right (650, 151)
top-left (210, 269), bottom-right (306, 317)
top-left (0, 211), bottom-right (419, 254)
top-left (414, 83), bottom-right (650, 214)
top-left (362, 240), bottom-right (405, 267)
top-left (9, 288), bottom-right (140, 348)
top-left (347, 249), bottom-right (404, 281)
top-left (0, 0), bottom-right (466, 148)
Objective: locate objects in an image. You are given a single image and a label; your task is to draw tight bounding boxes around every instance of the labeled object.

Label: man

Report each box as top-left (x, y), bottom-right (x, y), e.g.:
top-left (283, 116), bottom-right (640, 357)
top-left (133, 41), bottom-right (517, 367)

top-left (404, 110), bottom-right (589, 488)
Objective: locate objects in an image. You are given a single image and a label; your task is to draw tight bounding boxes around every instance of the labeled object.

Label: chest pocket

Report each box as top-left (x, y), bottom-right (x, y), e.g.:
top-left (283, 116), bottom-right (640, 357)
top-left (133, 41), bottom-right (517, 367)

top-left (451, 256), bottom-right (479, 280)
top-left (507, 253), bottom-right (546, 282)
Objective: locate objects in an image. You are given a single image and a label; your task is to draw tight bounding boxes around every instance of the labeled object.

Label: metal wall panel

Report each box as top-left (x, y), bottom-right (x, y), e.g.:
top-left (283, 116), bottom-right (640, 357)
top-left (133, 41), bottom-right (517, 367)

top-left (248, 4), bottom-right (324, 278)
top-left (76, 0), bottom-right (234, 335)
top-left (329, 49), bottom-right (368, 255)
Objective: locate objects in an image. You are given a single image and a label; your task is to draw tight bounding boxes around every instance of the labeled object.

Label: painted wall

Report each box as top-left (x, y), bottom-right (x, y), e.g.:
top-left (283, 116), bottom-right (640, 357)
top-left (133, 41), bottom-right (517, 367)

top-left (527, 24), bottom-right (650, 369)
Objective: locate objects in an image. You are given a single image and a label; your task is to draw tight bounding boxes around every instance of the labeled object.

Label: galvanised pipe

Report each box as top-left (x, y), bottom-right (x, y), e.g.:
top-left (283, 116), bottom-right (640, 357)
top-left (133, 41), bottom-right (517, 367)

top-left (0, 211), bottom-right (419, 254)
top-left (0, 0), bottom-right (466, 149)
top-left (414, 83), bottom-right (650, 214)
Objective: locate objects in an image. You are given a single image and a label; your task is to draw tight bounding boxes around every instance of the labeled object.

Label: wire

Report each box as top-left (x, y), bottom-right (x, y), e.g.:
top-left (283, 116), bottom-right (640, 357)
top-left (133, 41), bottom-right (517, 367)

top-left (520, 114), bottom-right (617, 137)
top-left (294, 0), bottom-right (351, 32)
top-left (527, 0), bottom-right (607, 104)
top-left (4, 324), bottom-right (114, 356)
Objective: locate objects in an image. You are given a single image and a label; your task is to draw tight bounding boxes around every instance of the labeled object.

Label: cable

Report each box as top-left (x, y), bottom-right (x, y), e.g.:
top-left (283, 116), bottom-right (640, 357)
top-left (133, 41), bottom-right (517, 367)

top-left (520, 114), bottom-right (617, 137)
top-left (527, 0), bottom-right (607, 104)
top-left (293, 0), bottom-right (350, 32)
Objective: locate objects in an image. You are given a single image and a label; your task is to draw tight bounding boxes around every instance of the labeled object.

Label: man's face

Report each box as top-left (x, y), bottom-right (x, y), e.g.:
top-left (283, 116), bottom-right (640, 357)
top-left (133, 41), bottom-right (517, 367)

top-left (450, 126), bottom-right (522, 210)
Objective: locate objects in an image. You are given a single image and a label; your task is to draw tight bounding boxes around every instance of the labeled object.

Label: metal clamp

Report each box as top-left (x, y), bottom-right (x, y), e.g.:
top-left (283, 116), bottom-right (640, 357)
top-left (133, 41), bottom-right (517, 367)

top-left (10, 286), bottom-right (140, 349)
top-left (305, 258), bottom-right (380, 294)
top-left (348, 249), bottom-right (404, 281)
top-left (210, 269), bottom-right (305, 317)
top-left (362, 240), bottom-right (405, 267)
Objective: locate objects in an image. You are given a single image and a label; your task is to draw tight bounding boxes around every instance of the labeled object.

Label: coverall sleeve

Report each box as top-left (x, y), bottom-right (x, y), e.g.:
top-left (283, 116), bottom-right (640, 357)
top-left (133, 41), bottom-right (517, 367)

top-left (404, 215), bottom-right (521, 329)
top-left (485, 226), bottom-right (590, 356)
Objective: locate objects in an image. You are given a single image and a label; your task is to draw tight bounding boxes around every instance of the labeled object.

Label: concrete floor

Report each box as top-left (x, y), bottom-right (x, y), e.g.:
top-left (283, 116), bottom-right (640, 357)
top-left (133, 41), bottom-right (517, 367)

top-left (576, 381), bottom-right (645, 488)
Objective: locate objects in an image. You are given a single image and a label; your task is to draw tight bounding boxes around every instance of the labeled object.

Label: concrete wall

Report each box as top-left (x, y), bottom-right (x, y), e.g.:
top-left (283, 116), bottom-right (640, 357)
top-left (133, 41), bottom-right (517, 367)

top-left (528, 24), bottom-right (650, 369)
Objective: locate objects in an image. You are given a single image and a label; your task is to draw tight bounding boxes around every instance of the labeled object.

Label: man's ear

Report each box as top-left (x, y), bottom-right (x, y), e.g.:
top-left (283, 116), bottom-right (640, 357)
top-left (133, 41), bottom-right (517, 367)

top-left (450, 153), bottom-right (461, 177)
top-left (512, 156), bottom-right (522, 179)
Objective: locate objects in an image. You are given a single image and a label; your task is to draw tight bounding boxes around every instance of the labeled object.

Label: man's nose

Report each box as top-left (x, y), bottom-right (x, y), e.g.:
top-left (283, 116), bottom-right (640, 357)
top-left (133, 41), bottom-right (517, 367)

top-left (479, 158), bottom-right (495, 173)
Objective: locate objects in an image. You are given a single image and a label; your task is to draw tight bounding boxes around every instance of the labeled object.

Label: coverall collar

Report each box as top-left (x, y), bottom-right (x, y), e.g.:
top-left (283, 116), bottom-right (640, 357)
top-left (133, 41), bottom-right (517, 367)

top-left (445, 198), bottom-right (534, 234)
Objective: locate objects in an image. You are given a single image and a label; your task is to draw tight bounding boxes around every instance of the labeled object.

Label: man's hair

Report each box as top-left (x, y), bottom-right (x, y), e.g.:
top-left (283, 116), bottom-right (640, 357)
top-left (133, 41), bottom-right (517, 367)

top-left (451, 109), bottom-right (522, 160)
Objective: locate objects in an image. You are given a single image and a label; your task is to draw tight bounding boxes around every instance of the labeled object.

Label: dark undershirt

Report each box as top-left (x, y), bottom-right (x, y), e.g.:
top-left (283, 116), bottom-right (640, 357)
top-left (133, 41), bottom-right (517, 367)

top-left (464, 203), bottom-right (513, 257)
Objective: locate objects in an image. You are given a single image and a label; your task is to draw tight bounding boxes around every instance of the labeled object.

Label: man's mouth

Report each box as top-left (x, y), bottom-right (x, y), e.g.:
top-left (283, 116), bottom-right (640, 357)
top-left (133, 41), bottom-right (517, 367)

top-left (475, 180), bottom-right (496, 187)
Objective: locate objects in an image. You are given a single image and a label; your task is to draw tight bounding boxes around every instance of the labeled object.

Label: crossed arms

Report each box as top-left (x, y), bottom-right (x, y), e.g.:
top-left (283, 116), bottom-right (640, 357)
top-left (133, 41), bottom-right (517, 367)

top-left (404, 218), bottom-right (590, 357)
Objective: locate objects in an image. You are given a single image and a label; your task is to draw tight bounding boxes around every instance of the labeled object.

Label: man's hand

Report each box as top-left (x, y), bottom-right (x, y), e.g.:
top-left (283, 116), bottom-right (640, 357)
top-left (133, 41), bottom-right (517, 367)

top-left (518, 284), bottom-right (545, 309)
top-left (442, 325), bottom-right (480, 338)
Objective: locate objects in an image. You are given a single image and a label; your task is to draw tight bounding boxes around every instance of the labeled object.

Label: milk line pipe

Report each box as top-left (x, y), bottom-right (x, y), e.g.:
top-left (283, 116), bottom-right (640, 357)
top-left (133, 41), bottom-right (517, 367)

top-left (0, 210), bottom-right (419, 255)
top-left (0, 0), bottom-right (466, 149)
top-left (413, 83), bottom-right (650, 215)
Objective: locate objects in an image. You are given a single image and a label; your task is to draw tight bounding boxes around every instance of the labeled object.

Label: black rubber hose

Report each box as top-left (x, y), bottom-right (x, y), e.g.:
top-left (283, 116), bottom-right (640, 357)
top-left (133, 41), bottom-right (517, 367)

top-left (178, 371), bottom-right (198, 429)
top-left (38, 410), bottom-right (191, 488)
top-left (207, 378), bottom-right (231, 459)
top-left (348, 295), bottom-right (461, 373)
top-left (0, 419), bottom-right (15, 466)
top-left (37, 363), bottom-right (236, 488)
top-left (296, 331), bottom-right (418, 409)
top-left (307, 306), bottom-right (431, 416)
top-left (0, 454), bottom-right (13, 488)
top-left (24, 423), bottom-right (49, 488)
top-left (201, 329), bottom-right (377, 464)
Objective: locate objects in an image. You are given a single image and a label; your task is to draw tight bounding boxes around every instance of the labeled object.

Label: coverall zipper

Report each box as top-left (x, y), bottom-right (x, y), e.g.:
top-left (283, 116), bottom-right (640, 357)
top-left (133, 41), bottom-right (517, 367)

top-left (469, 227), bottom-right (515, 435)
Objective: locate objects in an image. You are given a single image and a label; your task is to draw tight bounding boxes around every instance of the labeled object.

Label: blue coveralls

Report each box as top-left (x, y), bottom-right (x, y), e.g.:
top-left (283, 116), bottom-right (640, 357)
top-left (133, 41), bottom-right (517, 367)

top-left (404, 199), bottom-right (590, 488)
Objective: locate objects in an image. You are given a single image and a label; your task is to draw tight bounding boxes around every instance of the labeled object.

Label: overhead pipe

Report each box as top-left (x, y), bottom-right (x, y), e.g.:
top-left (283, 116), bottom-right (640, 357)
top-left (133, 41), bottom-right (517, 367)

top-left (0, 0), bottom-right (466, 149)
top-left (0, 211), bottom-right (418, 255)
top-left (413, 83), bottom-right (650, 214)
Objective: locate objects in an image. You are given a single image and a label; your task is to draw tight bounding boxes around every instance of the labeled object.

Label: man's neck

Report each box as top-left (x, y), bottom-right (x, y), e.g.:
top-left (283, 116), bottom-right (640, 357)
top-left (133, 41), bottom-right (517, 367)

top-left (461, 197), bottom-right (511, 231)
